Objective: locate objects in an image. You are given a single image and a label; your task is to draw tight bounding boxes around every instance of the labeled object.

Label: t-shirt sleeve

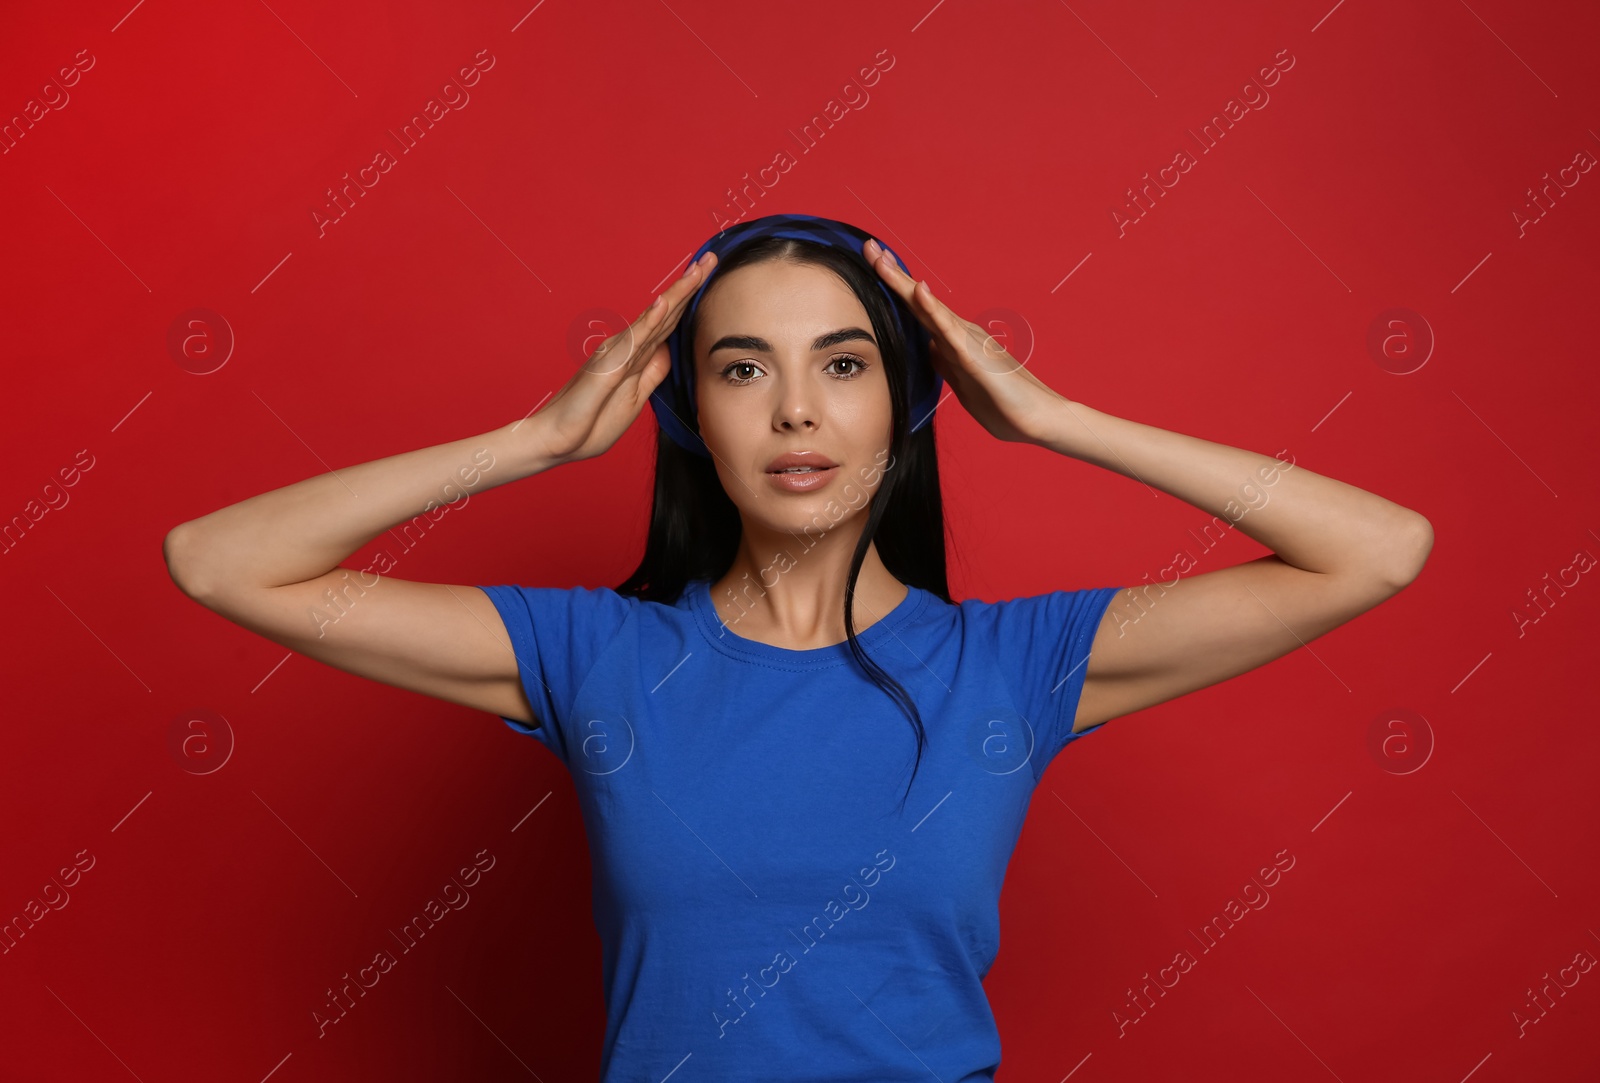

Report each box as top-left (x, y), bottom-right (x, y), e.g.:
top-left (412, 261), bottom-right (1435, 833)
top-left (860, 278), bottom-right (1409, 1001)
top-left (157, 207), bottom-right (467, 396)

top-left (475, 583), bottom-right (637, 766)
top-left (973, 585), bottom-right (1122, 778)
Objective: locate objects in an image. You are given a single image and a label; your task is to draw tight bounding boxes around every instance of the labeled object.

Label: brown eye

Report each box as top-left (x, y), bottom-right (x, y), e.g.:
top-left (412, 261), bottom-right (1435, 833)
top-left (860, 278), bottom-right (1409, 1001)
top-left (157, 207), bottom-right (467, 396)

top-left (829, 355), bottom-right (868, 378)
top-left (722, 361), bottom-right (762, 385)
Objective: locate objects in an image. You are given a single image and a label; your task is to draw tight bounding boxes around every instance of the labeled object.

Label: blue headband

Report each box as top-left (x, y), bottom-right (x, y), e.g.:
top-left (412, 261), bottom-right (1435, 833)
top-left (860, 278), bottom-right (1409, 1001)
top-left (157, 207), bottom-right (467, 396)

top-left (649, 212), bottom-right (942, 459)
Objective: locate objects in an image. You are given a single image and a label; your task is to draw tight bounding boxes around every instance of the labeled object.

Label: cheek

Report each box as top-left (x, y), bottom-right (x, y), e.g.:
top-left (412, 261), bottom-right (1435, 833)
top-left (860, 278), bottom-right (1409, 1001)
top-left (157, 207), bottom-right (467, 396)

top-left (831, 388), bottom-right (891, 439)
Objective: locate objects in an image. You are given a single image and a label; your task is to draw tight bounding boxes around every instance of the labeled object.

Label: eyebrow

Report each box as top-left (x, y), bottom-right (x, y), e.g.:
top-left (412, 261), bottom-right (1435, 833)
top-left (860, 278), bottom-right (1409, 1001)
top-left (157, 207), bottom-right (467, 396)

top-left (707, 327), bottom-right (878, 356)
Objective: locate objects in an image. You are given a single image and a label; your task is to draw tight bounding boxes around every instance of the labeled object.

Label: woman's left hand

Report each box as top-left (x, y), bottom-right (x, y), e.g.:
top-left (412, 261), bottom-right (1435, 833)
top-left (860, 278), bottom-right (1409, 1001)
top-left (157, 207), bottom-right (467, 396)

top-left (864, 237), bottom-right (1067, 446)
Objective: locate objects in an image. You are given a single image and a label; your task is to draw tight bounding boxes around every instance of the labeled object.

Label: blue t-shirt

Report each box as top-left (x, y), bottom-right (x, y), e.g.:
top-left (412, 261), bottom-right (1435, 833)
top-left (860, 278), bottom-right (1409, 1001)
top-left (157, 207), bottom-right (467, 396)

top-left (478, 576), bottom-right (1120, 1082)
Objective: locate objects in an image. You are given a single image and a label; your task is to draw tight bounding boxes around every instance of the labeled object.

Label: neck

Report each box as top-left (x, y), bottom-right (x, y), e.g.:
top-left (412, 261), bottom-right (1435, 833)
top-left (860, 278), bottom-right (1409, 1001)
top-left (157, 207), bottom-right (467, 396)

top-left (710, 519), bottom-right (908, 648)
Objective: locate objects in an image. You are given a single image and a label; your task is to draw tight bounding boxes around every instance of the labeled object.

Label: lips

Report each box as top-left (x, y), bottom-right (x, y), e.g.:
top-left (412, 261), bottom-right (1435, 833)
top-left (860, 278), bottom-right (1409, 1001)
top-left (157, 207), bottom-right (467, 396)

top-left (765, 452), bottom-right (839, 473)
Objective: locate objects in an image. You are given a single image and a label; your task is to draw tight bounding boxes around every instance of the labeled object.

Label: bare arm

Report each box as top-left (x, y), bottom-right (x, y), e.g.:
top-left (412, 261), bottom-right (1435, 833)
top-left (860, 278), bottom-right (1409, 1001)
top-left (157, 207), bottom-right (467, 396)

top-left (166, 422), bottom-right (548, 597)
top-left (846, 238), bottom-right (1428, 733)
top-left (1047, 398), bottom-right (1434, 733)
top-left (162, 246), bottom-right (719, 724)
top-left (163, 420), bottom-right (561, 723)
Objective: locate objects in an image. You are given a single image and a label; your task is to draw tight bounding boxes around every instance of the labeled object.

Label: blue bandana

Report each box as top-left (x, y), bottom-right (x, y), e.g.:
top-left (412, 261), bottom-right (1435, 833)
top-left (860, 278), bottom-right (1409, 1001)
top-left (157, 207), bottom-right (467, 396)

top-left (649, 213), bottom-right (942, 459)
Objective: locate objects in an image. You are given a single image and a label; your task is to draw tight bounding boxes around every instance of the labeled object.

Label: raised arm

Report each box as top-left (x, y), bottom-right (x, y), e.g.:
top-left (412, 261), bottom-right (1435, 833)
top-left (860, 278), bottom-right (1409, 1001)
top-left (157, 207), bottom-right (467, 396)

top-left (851, 238), bottom-right (1431, 737)
top-left (162, 248), bottom-right (717, 724)
top-left (1043, 399), bottom-right (1433, 733)
top-left (162, 420), bottom-right (563, 723)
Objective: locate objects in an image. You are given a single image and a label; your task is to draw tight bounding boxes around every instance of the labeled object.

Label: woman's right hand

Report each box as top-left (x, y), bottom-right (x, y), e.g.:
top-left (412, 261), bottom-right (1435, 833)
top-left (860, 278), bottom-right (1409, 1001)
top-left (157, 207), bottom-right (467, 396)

top-left (532, 250), bottom-right (717, 465)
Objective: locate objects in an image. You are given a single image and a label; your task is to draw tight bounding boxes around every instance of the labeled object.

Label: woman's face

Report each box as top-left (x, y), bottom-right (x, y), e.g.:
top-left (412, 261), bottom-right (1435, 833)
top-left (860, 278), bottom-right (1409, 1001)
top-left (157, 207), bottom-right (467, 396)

top-left (692, 257), bottom-right (894, 532)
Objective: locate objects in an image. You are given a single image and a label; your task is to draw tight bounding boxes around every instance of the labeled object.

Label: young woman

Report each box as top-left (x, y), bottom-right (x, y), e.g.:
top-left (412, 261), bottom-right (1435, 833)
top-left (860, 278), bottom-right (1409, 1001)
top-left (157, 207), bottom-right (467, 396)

top-left (164, 213), bottom-right (1432, 1082)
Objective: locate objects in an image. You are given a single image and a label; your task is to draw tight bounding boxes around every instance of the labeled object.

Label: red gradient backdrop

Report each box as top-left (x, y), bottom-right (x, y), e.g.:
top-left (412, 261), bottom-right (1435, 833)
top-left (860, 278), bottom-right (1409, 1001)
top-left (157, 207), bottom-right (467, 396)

top-left (3, 1), bottom-right (1597, 1079)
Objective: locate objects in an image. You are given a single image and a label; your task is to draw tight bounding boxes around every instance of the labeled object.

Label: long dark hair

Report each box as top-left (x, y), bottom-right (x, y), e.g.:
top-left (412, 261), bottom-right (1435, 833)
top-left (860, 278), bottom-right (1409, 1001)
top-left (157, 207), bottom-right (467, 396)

top-left (614, 232), bottom-right (953, 809)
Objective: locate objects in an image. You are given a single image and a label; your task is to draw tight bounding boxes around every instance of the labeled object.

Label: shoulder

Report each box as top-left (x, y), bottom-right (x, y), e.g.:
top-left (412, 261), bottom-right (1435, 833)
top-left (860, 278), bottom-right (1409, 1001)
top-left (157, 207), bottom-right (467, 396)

top-left (477, 582), bottom-right (672, 641)
top-left (951, 585), bottom-right (1121, 630)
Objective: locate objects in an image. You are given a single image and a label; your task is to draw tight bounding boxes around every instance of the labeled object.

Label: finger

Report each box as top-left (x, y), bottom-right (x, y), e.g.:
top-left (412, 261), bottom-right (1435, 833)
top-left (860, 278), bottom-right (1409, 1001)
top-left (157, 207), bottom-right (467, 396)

top-left (592, 252), bottom-right (718, 375)
top-left (630, 251), bottom-right (715, 333)
top-left (864, 243), bottom-right (953, 340)
top-left (910, 278), bottom-right (963, 338)
top-left (865, 240), bottom-right (917, 307)
top-left (635, 250), bottom-right (718, 350)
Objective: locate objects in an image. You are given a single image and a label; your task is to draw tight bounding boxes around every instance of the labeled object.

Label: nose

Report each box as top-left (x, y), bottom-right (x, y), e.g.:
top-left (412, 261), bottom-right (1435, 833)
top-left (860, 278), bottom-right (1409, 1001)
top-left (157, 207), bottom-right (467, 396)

top-left (772, 371), bottom-right (820, 436)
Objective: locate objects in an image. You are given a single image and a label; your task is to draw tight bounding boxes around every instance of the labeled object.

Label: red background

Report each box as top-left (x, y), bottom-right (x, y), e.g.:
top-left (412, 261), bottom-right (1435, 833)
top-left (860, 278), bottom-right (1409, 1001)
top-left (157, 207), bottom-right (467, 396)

top-left (3, 0), bottom-right (1597, 1079)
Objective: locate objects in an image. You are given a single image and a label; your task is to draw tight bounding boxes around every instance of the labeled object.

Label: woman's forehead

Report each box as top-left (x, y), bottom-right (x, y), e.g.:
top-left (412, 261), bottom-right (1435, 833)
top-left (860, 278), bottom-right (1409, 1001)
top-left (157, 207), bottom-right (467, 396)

top-left (695, 260), bottom-right (870, 352)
